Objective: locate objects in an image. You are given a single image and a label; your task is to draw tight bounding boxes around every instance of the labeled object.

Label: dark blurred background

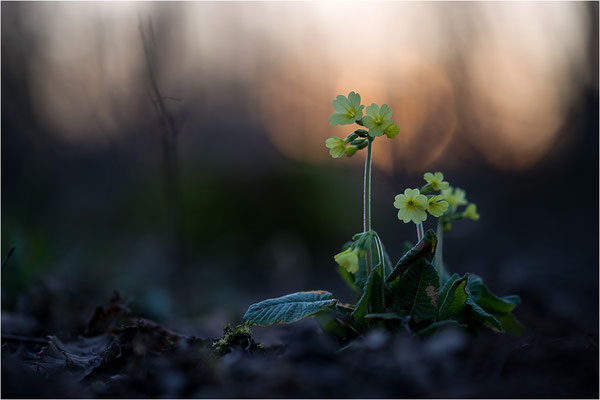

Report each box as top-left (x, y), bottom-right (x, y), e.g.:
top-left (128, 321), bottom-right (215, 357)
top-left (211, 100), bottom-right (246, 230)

top-left (2, 2), bottom-right (598, 341)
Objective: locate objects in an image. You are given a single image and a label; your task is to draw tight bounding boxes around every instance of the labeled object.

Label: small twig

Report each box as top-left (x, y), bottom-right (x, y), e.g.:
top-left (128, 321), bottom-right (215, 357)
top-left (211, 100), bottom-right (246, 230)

top-left (1, 246), bottom-right (16, 269)
top-left (1, 334), bottom-right (49, 345)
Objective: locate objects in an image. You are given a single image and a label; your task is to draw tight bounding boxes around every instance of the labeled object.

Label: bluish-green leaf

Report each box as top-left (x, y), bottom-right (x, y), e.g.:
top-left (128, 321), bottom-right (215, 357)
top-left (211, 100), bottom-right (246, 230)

top-left (243, 291), bottom-right (336, 326)
top-left (337, 264), bottom-right (359, 292)
top-left (467, 275), bottom-right (520, 314)
top-left (352, 267), bottom-right (383, 322)
top-left (465, 297), bottom-right (503, 332)
top-left (495, 312), bottom-right (525, 336)
top-left (397, 258), bottom-right (440, 320)
top-left (364, 312), bottom-right (407, 321)
top-left (438, 273), bottom-right (460, 300)
top-left (437, 273), bottom-right (469, 320)
top-left (415, 320), bottom-right (466, 337)
top-left (466, 274), bottom-right (483, 300)
top-left (386, 230), bottom-right (437, 283)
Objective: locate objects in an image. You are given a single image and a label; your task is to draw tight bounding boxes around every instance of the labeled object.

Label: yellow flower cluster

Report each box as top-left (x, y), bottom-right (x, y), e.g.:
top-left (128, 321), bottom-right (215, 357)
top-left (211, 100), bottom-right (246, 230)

top-left (393, 172), bottom-right (480, 224)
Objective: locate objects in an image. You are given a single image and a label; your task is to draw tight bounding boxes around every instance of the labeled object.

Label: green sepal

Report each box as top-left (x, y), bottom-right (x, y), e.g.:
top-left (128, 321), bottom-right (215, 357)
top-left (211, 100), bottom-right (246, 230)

top-left (346, 132), bottom-right (359, 142)
top-left (387, 229), bottom-right (437, 283)
top-left (243, 291), bottom-right (337, 326)
top-left (397, 258), bottom-right (440, 321)
top-left (351, 139), bottom-right (368, 149)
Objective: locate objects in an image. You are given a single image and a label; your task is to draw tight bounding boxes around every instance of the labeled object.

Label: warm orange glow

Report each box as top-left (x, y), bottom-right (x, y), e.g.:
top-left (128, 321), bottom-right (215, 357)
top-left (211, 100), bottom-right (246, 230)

top-left (12, 2), bottom-right (593, 171)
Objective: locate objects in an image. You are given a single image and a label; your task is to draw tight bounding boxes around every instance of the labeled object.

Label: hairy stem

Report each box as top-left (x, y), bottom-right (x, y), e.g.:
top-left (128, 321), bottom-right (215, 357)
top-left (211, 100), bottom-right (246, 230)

top-left (363, 139), bottom-right (373, 233)
top-left (416, 222), bottom-right (424, 242)
top-left (363, 139), bottom-right (373, 275)
top-left (373, 233), bottom-right (386, 308)
top-left (435, 221), bottom-right (444, 283)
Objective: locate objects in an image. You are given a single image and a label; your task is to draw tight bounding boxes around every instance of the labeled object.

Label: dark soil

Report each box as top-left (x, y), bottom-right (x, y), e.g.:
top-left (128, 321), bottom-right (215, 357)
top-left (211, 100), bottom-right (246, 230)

top-left (2, 290), bottom-right (598, 398)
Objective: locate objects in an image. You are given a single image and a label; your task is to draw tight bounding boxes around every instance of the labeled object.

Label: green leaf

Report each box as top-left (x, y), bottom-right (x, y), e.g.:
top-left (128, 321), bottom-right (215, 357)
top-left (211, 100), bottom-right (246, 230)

top-left (501, 295), bottom-right (521, 307)
top-left (352, 267), bottom-right (383, 322)
top-left (438, 273), bottom-right (460, 298)
top-left (314, 308), bottom-right (361, 339)
top-left (415, 320), bottom-right (466, 337)
top-left (477, 286), bottom-right (520, 314)
top-left (243, 291), bottom-right (336, 326)
top-left (337, 265), bottom-right (359, 292)
top-left (467, 274), bottom-right (521, 314)
top-left (465, 297), bottom-right (503, 332)
top-left (437, 273), bottom-right (469, 320)
top-left (495, 312), bottom-right (525, 336)
top-left (364, 312), bottom-right (406, 321)
top-left (466, 274), bottom-right (483, 300)
top-left (397, 258), bottom-right (440, 320)
top-left (386, 229), bottom-right (437, 283)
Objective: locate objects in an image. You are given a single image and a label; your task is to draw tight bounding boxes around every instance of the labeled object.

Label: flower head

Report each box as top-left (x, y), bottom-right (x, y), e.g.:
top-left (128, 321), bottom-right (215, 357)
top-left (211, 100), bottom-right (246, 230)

top-left (463, 203), bottom-right (480, 221)
top-left (363, 103), bottom-right (393, 137)
top-left (345, 146), bottom-right (358, 157)
top-left (442, 187), bottom-right (468, 211)
top-left (384, 123), bottom-right (399, 139)
top-left (325, 136), bottom-right (346, 158)
top-left (334, 247), bottom-right (359, 274)
top-left (427, 195), bottom-right (449, 217)
top-left (329, 92), bottom-right (364, 126)
top-left (393, 188), bottom-right (428, 224)
top-left (424, 172), bottom-right (450, 191)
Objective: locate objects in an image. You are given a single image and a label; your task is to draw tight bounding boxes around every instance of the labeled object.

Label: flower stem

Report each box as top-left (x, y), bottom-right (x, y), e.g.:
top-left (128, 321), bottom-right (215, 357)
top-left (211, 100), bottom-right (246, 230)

top-left (435, 220), bottom-right (444, 283)
top-left (363, 139), bottom-right (373, 233)
top-left (373, 233), bottom-right (386, 307)
top-left (416, 222), bottom-right (424, 242)
top-left (363, 139), bottom-right (373, 275)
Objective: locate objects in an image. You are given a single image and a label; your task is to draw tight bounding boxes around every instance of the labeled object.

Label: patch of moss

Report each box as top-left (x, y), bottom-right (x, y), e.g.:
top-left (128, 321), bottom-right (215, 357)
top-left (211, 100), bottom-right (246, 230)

top-left (213, 324), bottom-right (261, 354)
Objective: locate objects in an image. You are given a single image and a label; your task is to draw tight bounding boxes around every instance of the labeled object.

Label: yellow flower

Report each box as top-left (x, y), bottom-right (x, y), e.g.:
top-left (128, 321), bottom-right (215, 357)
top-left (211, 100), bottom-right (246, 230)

top-left (463, 203), bottom-right (480, 221)
top-left (363, 103), bottom-right (393, 137)
top-left (325, 137), bottom-right (346, 158)
top-left (442, 187), bottom-right (468, 211)
top-left (424, 172), bottom-right (450, 191)
top-left (427, 195), bottom-right (449, 217)
top-left (334, 248), bottom-right (359, 274)
top-left (329, 92), bottom-right (365, 126)
top-left (345, 146), bottom-right (358, 157)
top-left (393, 188), bottom-right (428, 224)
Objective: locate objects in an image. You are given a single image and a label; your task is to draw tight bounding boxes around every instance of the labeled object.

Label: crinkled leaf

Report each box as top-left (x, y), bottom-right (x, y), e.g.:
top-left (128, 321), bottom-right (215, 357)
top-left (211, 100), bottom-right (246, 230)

top-left (437, 273), bottom-right (469, 320)
top-left (465, 296), bottom-right (503, 332)
top-left (477, 286), bottom-right (520, 314)
top-left (35, 335), bottom-right (110, 380)
top-left (314, 309), bottom-right (360, 339)
top-left (397, 258), bottom-right (440, 320)
top-left (364, 312), bottom-right (407, 321)
top-left (337, 264), bottom-right (359, 292)
top-left (467, 274), bottom-right (484, 300)
top-left (467, 275), bottom-right (521, 314)
top-left (352, 267), bottom-right (382, 322)
top-left (495, 312), bottom-right (525, 336)
top-left (387, 229), bottom-right (437, 283)
top-left (415, 320), bottom-right (466, 337)
top-left (502, 295), bottom-right (522, 307)
top-left (243, 291), bottom-right (336, 326)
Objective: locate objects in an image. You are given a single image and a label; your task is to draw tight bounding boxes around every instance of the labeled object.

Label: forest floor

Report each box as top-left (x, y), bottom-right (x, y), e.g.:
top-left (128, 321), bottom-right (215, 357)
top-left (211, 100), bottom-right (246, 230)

top-left (2, 288), bottom-right (598, 398)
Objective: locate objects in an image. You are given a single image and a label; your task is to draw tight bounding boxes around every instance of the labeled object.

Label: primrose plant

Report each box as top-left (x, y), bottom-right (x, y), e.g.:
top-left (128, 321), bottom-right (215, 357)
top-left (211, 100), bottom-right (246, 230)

top-left (243, 92), bottom-right (523, 338)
